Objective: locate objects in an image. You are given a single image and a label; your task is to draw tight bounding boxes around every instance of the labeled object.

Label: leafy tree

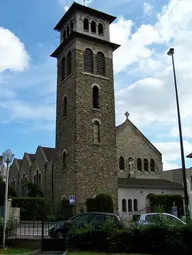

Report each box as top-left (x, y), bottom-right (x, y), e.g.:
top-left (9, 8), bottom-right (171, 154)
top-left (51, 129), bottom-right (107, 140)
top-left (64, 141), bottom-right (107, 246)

top-left (25, 182), bottom-right (43, 197)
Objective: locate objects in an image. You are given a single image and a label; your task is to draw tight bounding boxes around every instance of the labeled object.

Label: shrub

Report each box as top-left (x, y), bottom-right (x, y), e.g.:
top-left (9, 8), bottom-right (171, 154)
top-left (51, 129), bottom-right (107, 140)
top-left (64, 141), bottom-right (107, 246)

top-left (11, 197), bottom-right (47, 220)
top-left (86, 193), bottom-right (113, 213)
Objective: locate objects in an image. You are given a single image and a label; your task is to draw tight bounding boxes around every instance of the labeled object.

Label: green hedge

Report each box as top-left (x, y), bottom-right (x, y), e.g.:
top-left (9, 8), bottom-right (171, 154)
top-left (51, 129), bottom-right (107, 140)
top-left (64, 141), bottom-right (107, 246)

top-left (150, 194), bottom-right (184, 217)
top-left (11, 197), bottom-right (47, 220)
top-left (86, 193), bottom-right (113, 213)
top-left (67, 223), bottom-right (192, 255)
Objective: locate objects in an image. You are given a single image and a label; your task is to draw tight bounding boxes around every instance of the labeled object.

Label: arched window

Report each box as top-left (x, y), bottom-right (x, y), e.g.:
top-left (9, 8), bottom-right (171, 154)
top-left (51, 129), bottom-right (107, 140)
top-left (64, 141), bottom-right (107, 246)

top-left (61, 57), bottom-right (65, 81)
top-left (134, 199), bottom-right (138, 211)
top-left (63, 96), bottom-right (67, 118)
top-left (137, 158), bottom-right (142, 171)
top-left (128, 199), bottom-right (132, 212)
top-left (36, 170), bottom-right (39, 187)
top-left (67, 51), bottom-right (72, 76)
top-left (150, 159), bottom-right (155, 172)
top-left (38, 173), bottom-right (42, 188)
top-left (92, 86), bottom-right (99, 109)
top-left (33, 174), bottom-right (36, 185)
top-left (119, 156), bottom-right (125, 170)
top-left (63, 151), bottom-right (67, 169)
top-left (84, 18), bottom-right (89, 30)
top-left (71, 20), bottom-right (74, 32)
top-left (91, 20), bottom-right (96, 33)
top-left (63, 29), bottom-right (66, 39)
top-left (96, 52), bottom-right (105, 76)
top-left (144, 159), bottom-right (148, 171)
top-left (122, 199), bottom-right (127, 212)
top-left (67, 25), bottom-right (70, 37)
top-left (98, 23), bottom-right (104, 35)
top-left (93, 121), bottom-right (100, 143)
top-left (84, 48), bottom-right (93, 73)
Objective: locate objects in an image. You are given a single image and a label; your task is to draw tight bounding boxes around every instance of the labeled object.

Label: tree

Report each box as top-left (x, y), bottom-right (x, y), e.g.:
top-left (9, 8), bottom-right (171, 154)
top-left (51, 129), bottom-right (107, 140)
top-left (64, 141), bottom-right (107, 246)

top-left (25, 182), bottom-right (43, 197)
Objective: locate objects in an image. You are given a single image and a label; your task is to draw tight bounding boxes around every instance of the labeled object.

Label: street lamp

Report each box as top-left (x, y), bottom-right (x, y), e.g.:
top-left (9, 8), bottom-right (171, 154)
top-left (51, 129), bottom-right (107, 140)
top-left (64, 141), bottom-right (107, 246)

top-left (167, 47), bottom-right (190, 220)
top-left (2, 149), bottom-right (14, 249)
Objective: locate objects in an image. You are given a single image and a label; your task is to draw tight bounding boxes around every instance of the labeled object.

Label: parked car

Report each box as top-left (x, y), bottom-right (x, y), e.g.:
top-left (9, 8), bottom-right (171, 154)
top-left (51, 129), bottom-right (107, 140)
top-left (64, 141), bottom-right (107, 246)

top-left (48, 212), bottom-right (123, 239)
top-left (135, 213), bottom-right (186, 226)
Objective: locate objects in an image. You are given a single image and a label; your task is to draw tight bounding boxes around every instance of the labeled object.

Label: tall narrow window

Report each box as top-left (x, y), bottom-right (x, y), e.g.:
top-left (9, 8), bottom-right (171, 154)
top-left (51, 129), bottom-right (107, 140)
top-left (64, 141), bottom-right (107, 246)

top-left (84, 48), bottom-right (93, 73)
top-left (36, 170), bottom-right (39, 187)
top-left (61, 57), bottom-right (65, 81)
top-left (122, 199), bottom-right (127, 212)
top-left (71, 20), bottom-right (74, 32)
top-left (63, 96), bottom-right (67, 118)
top-left (144, 159), bottom-right (148, 171)
top-left (38, 173), bottom-right (42, 188)
top-left (96, 52), bottom-right (105, 76)
top-left (67, 25), bottom-right (70, 37)
top-left (67, 51), bottom-right (72, 76)
top-left (150, 159), bottom-right (155, 172)
top-left (92, 86), bottom-right (99, 109)
top-left (128, 199), bottom-right (132, 212)
top-left (63, 29), bottom-right (66, 39)
top-left (98, 23), bottom-right (104, 35)
top-left (63, 151), bottom-right (67, 169)
top-left (84, 18), bottom-right (89, 30)
top-left (137, 158), bottom-right (142, 171)
top-left (93, 121), bottom-right (100, 144)
top-left (91, 21), bottom-right (96, 33)
top-left (33, 174), bottom-right (36, 185)
top-left (134, 199), bottom-right (138, 211)
top-left (119, 156), bottom-right (125, 170)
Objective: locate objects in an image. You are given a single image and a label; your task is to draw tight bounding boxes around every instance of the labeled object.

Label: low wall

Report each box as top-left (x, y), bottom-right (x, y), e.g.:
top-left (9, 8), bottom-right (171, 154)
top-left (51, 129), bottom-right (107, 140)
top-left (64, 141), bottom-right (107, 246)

top-left (8, 239), bottom-right (41, 249)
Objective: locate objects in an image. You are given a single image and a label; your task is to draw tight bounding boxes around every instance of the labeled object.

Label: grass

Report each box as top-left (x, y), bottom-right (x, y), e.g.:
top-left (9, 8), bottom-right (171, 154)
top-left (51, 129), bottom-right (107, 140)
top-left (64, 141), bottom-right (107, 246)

top-left (68, 252), bottom-right (153, 255)
top-left (0, 248), bottom-right (33, 254)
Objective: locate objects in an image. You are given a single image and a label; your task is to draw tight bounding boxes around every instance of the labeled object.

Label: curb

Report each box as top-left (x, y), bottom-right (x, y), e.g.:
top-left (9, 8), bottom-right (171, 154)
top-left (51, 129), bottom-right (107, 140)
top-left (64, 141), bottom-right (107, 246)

top-left (0, 249), bottom-right (41, 255)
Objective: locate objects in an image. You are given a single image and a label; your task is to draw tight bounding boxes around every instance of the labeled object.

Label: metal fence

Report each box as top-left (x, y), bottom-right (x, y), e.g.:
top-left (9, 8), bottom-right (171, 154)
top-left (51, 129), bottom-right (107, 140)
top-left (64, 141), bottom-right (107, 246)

top-left (12, 221), bottom-right (58, 239)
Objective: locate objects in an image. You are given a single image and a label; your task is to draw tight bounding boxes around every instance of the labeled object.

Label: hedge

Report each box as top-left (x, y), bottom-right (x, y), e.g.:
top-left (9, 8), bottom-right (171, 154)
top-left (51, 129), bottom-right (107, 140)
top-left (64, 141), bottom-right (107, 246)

top-left (86, 193), bottom-right (113, 213)
top-left (11, 197), bottom-right (48, 220)
top-left (66, 223), bottom-right (192, 255)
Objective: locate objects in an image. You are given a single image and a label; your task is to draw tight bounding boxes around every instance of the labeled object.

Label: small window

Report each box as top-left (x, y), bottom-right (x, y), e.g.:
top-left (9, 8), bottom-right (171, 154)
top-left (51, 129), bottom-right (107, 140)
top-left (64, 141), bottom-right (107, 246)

top-left (38, 173), bottom-right (42, 188)
top-left (128, 199), bottom-right (132, 212)
top-left (144, 159), bottom-right (148, 171)
top-left (63, 30), bottom-right (66, 39)
top-left (119, 156), bottom-right (125, 170)
top-left (98, 23), bottom-right (104, 35)
top-left (63, 151), bottom-right (67, 169)
top-left (61, 57), bottom-right (65, 81)
top-left (150, 159), bottom-right (155, 172)
top-left (122, 199), bottom-right (127, 212)
top-left (70, 20), bottom-right (74, 33)
top-left (67, 51), bottom-right (72, 76)
top-left (84, 48), bottom-right (93, 73)
top-left (84, 18), bottom-right (89, 30)
top-left (134, 199), bottom-right (138, 211)
top-left (33, 175), bottom-right (36, 185)
top-left (67, 25), bottom-right (70, 37)
top-left (93, 121), bottom-right (100, 144)
top-left (137, 158), bottom-right (142, 171)
top-left (93, 86), bottom-right (99, 109)
top-left (91, 21), bottom-right (96, 33)
top-left (63, 96), bottom-right (67, 118)
top-left (96, 52), bottom-right (105, 76)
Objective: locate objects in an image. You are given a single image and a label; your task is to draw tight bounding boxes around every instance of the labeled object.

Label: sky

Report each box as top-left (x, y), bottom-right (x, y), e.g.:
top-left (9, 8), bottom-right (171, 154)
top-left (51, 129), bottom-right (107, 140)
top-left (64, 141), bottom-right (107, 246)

top-left (0, 0), bottom-right (192, 170)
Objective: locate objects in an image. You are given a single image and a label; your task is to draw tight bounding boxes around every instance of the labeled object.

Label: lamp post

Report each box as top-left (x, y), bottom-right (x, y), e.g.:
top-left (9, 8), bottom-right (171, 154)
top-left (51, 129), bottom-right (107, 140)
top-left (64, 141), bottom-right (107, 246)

top-left (167, 48), bottom-right (190, 220)
top-left (2, 149), bottom-right (14, 249)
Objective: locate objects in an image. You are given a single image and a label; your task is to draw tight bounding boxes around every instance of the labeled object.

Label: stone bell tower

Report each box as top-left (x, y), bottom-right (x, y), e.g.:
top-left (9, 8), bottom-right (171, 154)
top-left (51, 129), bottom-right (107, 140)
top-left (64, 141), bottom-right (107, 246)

top-left (51, 2), bottom-right (120, 213)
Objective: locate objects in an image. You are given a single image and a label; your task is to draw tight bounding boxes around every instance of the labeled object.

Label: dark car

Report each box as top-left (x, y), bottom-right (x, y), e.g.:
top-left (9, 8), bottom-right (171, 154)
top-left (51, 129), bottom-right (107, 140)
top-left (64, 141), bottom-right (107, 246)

top-left (48, 212), bottom-right (122, 239)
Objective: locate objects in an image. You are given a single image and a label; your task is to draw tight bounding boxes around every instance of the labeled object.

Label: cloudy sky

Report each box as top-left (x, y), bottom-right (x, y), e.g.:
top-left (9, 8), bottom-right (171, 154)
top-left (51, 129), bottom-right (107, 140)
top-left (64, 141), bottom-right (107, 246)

top-left (0, 0), bottom-right (192, 170)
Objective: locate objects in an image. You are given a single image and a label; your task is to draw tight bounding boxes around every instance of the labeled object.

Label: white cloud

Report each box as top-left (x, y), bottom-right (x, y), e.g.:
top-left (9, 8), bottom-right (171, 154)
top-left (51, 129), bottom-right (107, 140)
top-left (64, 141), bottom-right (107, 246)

top-left (163, 161), bottom-right (180, 171)
top-left (0, 27), bottom-right (29, 72)
top-left (59, 0), bottom-right (93, 8)
top-left (64, 6), bottom-right (69, 12)
top-left (143, 2), bottom-right (153, 16)
top-left (170, 126), bottom-right (192, 138)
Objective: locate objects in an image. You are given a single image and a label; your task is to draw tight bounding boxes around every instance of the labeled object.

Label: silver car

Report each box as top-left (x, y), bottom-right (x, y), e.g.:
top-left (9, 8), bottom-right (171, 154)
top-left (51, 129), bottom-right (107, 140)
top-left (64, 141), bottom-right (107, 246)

top-left (136, 213), bottom-right (186, 226)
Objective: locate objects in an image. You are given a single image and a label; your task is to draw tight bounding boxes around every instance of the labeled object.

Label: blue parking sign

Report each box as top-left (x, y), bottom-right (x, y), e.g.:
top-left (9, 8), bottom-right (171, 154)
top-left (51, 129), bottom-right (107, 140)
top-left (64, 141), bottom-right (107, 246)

top-left (69, 196), bottom-right (76, 205)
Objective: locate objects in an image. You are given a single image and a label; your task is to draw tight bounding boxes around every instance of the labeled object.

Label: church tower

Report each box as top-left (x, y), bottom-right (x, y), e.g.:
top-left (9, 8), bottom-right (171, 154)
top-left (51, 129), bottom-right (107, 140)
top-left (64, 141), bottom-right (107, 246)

top-left (51, 2), bottom-right (120, 213)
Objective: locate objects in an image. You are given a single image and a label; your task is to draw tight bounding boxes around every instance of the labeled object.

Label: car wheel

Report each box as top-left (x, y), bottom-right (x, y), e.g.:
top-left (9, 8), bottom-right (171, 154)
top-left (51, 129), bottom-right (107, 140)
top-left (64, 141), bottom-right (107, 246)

top-left (55, 232), bottom-right (64, 239)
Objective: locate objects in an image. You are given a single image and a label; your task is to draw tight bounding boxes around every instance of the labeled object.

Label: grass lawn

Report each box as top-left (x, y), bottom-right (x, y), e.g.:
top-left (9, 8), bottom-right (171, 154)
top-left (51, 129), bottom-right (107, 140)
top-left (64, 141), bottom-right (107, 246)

top-left (68, 252), bottom-right (153, 255)
top-left (0, 248), bottom-right (33, 254)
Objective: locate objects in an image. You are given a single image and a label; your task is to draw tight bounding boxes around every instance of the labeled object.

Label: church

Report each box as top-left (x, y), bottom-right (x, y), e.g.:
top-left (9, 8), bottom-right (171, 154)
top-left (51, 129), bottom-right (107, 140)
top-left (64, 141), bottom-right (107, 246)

top-left (8, 2), bottom-right (184, 217)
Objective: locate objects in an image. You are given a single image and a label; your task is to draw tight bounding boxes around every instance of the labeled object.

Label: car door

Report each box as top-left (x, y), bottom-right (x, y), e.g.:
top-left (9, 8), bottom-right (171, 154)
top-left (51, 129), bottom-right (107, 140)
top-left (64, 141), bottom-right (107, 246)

top-left (72, 213), bottom-right (90, 228)
top-left (89, 214), bottom-right (105, 229)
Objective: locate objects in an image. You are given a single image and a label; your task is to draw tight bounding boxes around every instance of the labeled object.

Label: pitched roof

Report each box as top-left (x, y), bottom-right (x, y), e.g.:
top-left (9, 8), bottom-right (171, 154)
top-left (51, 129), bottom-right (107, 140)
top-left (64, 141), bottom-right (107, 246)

top-left (118, 178), bottom-right (183, 190)
top-left (17, 159), bottom-right (23, 167)
top-left (116, 119), bottom-right (161, 156)
top-left (28, 154), bottom-right (35, 162)
top-left (41, 147), bottom-right (56, 161)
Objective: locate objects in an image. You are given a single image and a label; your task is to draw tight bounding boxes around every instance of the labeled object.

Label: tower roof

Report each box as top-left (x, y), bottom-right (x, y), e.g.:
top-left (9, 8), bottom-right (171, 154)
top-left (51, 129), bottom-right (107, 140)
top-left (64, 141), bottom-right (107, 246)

top-left (54, 2), bottom-right (116, 31)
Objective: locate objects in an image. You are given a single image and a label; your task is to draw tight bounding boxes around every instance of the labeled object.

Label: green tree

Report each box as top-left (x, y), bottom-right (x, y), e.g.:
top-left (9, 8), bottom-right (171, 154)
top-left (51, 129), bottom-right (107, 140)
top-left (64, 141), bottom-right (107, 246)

top-left (25, 182), bottom-right (43, 197)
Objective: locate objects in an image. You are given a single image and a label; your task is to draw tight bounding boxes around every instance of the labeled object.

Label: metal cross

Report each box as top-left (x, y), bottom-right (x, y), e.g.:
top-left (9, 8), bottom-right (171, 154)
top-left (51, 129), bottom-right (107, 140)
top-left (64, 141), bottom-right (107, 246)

top-left (125, 111), bottom-right (130, 120)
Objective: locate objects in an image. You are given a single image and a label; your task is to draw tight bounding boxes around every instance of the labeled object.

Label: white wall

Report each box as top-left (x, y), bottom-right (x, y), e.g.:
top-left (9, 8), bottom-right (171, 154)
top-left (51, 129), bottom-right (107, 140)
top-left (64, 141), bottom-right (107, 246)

top-left (118, 187), bottom-right (183, 217)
